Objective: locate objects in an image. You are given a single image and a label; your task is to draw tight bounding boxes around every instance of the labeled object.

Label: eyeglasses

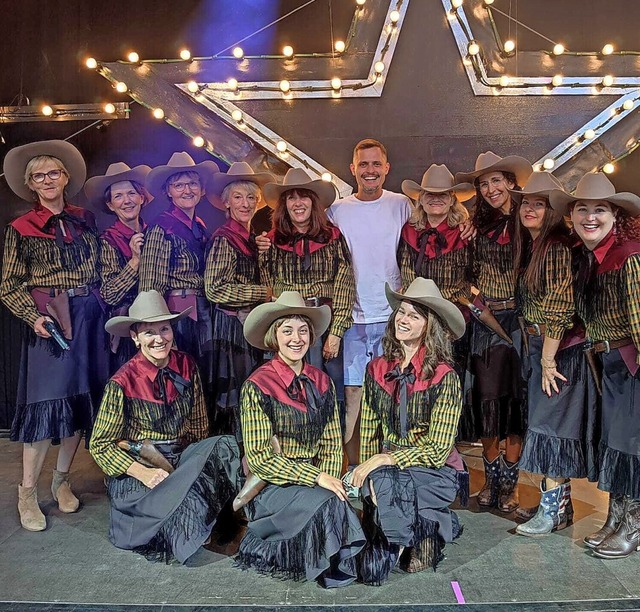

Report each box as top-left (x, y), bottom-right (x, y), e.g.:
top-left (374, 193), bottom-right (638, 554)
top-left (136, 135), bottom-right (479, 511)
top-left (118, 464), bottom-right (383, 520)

top-left (169, 180), bottom-right (201, 192)
top-left (30, 169), bottom-right (65, 183)
top-left (478, 177), bottom-right (507, 190)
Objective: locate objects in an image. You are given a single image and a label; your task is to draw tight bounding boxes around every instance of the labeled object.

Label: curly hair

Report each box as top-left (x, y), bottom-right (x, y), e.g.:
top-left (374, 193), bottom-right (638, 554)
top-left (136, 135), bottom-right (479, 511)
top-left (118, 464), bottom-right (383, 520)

top-left (568, 202), bottom-right (640, 244)
top-left (409, 192), bottom-right (469, 231)
top-left (271, 188), bottom-right (334, 244)
top-left (471, 170), bottom-right (521, 232)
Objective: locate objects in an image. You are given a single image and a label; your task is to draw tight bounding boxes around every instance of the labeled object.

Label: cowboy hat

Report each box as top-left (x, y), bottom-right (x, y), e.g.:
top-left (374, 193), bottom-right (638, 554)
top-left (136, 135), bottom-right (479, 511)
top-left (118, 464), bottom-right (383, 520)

top-left (84, 162), bottom-right (152, 212)
top-left (385, 278), bottom-right (466, 340)
top-left (455, 151), bottom-right (533, 188)
top-left (105, 290), bottom-right (193, 337)
top-left (208, 161), bottom-right (275, 210)
top-left (402, 164), bottom-right (475, 202)
top-left (3, 139), bottom-right (87, 202)
top-left (548, 172), bottom-right (640, 217)
top-left (243, 291), bottom-right (331, 351)
top-left (507, 170), bottom-right (564, 205)
top-left (145, 151), bottom-right (220, 201)
top-left (263, 167), bottom-right (336, 210)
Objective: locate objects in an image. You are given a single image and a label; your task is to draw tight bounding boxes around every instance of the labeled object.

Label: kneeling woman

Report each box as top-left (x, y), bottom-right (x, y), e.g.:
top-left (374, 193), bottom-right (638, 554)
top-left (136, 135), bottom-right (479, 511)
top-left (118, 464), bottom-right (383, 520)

top-left (237, 292), bottom-right (365, 587)
top-left (90, 290), bottom-right (241, 564)
top-left (352, 278), bottom-right (467, 583)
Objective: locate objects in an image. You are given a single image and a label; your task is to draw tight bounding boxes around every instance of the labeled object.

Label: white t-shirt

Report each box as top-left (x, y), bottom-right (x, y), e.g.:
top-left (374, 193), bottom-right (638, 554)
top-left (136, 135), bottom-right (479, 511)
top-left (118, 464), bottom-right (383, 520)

top-left (327, 190), bottom-right (411, 324)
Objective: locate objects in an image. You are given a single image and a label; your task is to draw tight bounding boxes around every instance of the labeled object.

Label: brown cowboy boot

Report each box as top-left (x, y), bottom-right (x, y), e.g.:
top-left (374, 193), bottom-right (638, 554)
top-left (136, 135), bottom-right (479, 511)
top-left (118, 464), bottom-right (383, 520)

top-left (584, 493), bottom-right (626, 549)
top-left (18, 484), bottom-right (46, 531)
top-left (477, 454), bottom-right (500, 507)
top-left (592, 497), bottom-right (640, 559)
top-left (51, 469), bottom-right (80, 513)
top-left (498, 455), bottom-right (520, 512)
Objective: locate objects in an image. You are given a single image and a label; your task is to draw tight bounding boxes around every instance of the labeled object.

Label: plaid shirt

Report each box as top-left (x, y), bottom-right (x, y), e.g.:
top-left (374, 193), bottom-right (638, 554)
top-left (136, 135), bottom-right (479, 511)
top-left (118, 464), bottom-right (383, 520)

top-left (99, 239), bottom-right (139, 306)
top-left (473, 231), bottom-right (515, 300)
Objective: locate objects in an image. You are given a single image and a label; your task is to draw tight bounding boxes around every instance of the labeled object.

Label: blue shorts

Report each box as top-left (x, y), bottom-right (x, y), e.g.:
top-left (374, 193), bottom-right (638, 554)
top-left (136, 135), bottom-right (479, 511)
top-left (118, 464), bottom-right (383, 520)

top-left (343, 322), bottom-right (387, 386)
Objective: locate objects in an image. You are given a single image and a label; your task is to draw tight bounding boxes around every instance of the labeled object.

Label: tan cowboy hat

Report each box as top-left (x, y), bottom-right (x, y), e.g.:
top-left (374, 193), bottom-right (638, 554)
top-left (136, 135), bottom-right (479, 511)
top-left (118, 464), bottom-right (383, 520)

top-left (3, 139), bottom-right (87, 202)
top-left (264, 168), bottom-right (336, 210)
top-left (243, 291), bottom-right (331, 350)
top-left (105, 290), bottom-right (193, 337)
top-left (507, 170), bottom-right (564, 205)
top-left (549, 172), bottom-right (640, 217)
top-left (145, 151), bottom-right (220, 201)
top-left (402, 164), bottom-right (475, 202)
top-left (208, 161), bottom-right (275, 211)
top-left (455, 151), bottom-right (533, 187)
top-left (84, 162), bottom-right (152, 212)
top-left (385, 278), bottom-right (466, 340)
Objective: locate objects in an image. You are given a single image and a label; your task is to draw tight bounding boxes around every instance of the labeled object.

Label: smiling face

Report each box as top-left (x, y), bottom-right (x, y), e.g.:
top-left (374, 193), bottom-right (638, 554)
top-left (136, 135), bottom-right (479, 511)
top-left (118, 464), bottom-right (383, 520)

top-left (106, 180), bottom-right (144, 224)
top-left (478, 171), bottom-right (515, 214)
top-left (130, 320), bottom-right (174, 368)
top-left (570, 199), bottom-right (616, 250)
top-left (285, 189), bottom-right (313, 231)
top-left (394, 301), bottom-right (428, 348)
top-left (350, 146), bottom-right (390, 201)
top-left (166, 171), bottom-right (203, 215)
top-left (226, 184), bottom-right (258, 226)
top-left (420, 191), bottom-right (455, 225)
top-left (276, 317), bottom-right (311, 367)
top-left (28, 159), bottom-right (69, 205)
top-left (519, 195), bottom-right (548, 238)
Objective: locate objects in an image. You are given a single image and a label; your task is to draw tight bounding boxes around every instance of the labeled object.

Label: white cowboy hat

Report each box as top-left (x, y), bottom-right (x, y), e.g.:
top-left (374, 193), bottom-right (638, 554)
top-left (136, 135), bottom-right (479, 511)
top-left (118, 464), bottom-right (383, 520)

top-left (385, 278), bottom-right (466, 340)
top-left (84, 162), bottom-right (152, 212)
top-left (243, 291), bottom-right (331, 351)
top-left (145, 151), bottom-right (220, 201)
top-left (208, 161), bottom-right (274, 211)
top-left (263, 168), bottom-right (336, 210)
top-left (455, 151), bottom-right (533, 187)
top-left (105, 290), bottom-right (193, 337)
top-left (507, 170), bottom-right (564, 205)
top-left (3, 139), bottom-right (87, 201)
top-left (402, 164), bottom-right (475, 202)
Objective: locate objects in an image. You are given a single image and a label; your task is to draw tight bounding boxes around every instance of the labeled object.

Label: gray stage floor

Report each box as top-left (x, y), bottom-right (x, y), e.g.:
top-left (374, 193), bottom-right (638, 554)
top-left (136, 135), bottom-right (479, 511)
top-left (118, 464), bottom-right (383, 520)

top-left (0, 439), bottom-right (638, 609)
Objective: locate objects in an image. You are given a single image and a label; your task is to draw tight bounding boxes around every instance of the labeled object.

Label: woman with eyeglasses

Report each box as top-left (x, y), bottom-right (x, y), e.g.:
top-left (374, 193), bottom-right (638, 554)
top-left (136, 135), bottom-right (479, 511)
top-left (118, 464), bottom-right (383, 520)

top-left (0, 140), bottom-right (109, 532)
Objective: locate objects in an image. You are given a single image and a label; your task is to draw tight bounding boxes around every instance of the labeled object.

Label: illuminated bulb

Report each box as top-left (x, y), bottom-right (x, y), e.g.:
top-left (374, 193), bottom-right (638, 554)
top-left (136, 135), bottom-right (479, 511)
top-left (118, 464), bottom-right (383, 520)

top-left (499, 75), bottom-right (510, 87)
top-left (584, 129), bottom-right (596, 140)
top-left (85, 57), bottom-right (98, 69)
top-left (602, 44), bottom-right (614, 56)
top-left (389, 10), bottom-right (400, 23)
top-left (374, 61), bottom-right (385, 74)
top-left (279, 80), bottom-right (291, 93)
top-left (331, 77), bottom-right (342, 90)
top-left (227, 78), bottom-right (238, 91)
top-left (552, 43), bottom-right (565, 55)
top-left (192, 136), bottom-right (205, 147)
top-left (282, 45), bottom-right (294, 58)
top-left (552, 74), bottom-right (563, 87)
top-left (484, 0), bottom-right (495, 4)
top-left (503, 39), bottom-right (515, 53)
top-left (232, 47), bottom-right (244, 59)
top-left (467, 41), bottom-right (480, 56)
top-left (115, 81), bottom-right (128, 93)
top-left (231, 109), bottom-right (243, 122)
top-left (356, 0), bottom-right (366, 5)
top-left (321, 172), bottom-right (332, 182)
top-left (180, 49), bottom-right (191, 61)
top-left (543, 158), bottom-right (555, 170)
top-left (276, 141), bottom-right (288, 153)
top-left (152, 108), bottom-right (165, 119)
top-left (187, 80), bottom-right (199, 93)
top-left (623, 99), bottom-right (634, 110)
top-left (41, 105), bottom-right (53, 117)
top-left (127, 52), bottom-right (139, 63)
top-left (335, 40), bottom-right (346, 53)
top-left (543, 86), bottom-right (553, 95)
top-left (452, 0), bottom-right (463, 7)
top-left (603, 163), bottom-right (615, 174)
top-left (602, 75), bottom-right (614, 87)
top-left (103, 103), bottom-right (116, 114)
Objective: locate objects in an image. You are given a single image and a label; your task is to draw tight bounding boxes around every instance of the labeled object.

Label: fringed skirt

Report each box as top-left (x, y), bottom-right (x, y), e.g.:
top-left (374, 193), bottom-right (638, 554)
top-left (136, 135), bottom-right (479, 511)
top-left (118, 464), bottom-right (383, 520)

top-left (236, 484), bottom-right (365, 587)
top-left (210, 306), bottom-right (263, 438)
top-left (460, 308), bottom-right (526, 441)
top-left (171, 296), bottom-right (213, 384)
top-left (11, 292), bottom-right (109, 444)
top-left (106, 435), bottom-right (241, 564)
top-left (358, 464), bottom-right (462, 585)
top-left (520, 336), bottom-right (599, 480)
top-left (598, 348), bottom-right (640, 499)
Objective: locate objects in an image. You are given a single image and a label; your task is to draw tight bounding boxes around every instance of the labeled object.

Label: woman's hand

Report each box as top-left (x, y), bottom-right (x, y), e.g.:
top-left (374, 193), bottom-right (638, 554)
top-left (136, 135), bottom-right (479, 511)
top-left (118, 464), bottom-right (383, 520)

top-left (129, 232), bottom-right (145, 261)
top-left (322, 334), bottom-right (341, 361)
top-left (316, 471), bottom-right (348, 502)
top-left (255, 232), bottom-right (271, 253)
top-left (458, 220), bottom-right (477, 241)
top-left (33, 316), bottom-right (53, 338)
top-left (541, 359), bottom-right (567, 397)
top-left (351, 453), bottom-right (395, 488)
top-left (138, 466), bottom-right (170, 489)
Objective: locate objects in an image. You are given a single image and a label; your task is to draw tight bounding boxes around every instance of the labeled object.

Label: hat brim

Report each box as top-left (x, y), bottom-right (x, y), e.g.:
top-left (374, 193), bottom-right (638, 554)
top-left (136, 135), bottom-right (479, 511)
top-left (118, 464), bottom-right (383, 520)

top-left (105, 307), bottom-right (193, 338)
top-left (243, 302), bottom-right (331, 351)
top-left (548, 188), bottom-right (640, 218)
top-left (208, 172), bottom-right (274, 210)
top-left (84, 165), bottom-right (152, 213)
top-left (145, 160), bottom-right (220, 204)
top-left (263, 179), bottom-right (336, 210)
top-left (384, 283), bottom-right (466, 340)
top-left (3, 140), bottom-right (87, 202)
top-left (455, 155), bottom-right (533, 188)
top-left (401, 180), bottom-right (476, 203)
top-left (507, 186), bottom-right (556, 205)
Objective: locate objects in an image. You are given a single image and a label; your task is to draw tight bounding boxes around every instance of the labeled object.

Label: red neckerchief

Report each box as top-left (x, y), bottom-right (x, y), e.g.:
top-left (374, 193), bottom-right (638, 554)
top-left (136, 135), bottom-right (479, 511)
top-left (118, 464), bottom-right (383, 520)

top-left (10, 203), bottom-right (96, 242)
top-left (401, 221), bottom-right (467, 259)
top-left (111, 349), bottom-right (194, 405)
top-left (248, 353), bottom-right (331, 413)
top-left (480, 214), bottom-right (511, 246)
top-left (101, 218), bottom-right (147, 259)
top-left (588, 229), bottom-right (640, 274)
top-left (269, 224), bottom-right (341, 256)
top-left (211, 218), bottom-right (257, 257)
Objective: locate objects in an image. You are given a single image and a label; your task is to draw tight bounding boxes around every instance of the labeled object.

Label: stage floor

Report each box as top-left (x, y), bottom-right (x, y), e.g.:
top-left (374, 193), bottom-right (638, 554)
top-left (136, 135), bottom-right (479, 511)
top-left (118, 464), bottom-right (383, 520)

top-left (0, 440), bottom-right (638, 611)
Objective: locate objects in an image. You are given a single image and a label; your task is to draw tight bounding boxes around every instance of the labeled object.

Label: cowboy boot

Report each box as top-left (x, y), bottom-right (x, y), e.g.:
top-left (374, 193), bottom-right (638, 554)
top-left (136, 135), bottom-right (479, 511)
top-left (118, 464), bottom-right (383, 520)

top-left (584, 493), bottom-right (626, 549)
top-left (498, 455), bottom-right (520, 512)
top-left (477, 454), bottom-right (500, 507)
top-left (18, 484), bottom-right (46, 532)
top-left (51, 469), bottom-right (80, 513)
top-left (592, 497), bottom-right (640, 559)
top-left (516, 479), bottom-right (572, 537)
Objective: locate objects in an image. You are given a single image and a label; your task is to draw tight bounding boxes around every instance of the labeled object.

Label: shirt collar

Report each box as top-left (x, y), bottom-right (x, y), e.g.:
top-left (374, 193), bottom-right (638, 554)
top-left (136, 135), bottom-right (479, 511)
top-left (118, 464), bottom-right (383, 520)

top-left (270, 353), bottom-right (309, 387)
top-left (168, 204), bottom-right (201, 231)
top-left (133, 348), bottom-right (180, 382)
top-left (225, 217), bottom-right (252, 240)
top-left (390, 344), bottom-right (426, 374)
top-left (592, 228), bottom-right (616, 264)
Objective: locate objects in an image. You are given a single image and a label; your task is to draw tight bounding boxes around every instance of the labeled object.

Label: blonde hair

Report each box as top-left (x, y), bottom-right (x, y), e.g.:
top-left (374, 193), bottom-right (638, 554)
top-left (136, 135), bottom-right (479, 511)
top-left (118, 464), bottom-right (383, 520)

top-left (409, 191), bottom-right (469, 231)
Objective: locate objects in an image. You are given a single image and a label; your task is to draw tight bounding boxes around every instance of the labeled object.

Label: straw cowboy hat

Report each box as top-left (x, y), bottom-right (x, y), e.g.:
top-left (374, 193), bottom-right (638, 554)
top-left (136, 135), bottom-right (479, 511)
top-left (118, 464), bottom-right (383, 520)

top-left (208, 161), bottom-right (275, 211)
top-left (263, 167), bottom-right (336, 210)
top-left (84, 162), bottom-right (152, 212)
top-left (401, 164), bottom-right (475, 203)
top-left (243, 291), bottom-right (331, 350)
top-left (455, 151), bottom-right (533, 188)
top-left (507, 170), bottom-right (564, 205)
top-left (548, 172), bottom-right (640, 217)
top-left (105, 290), bottom-right (193, 337)
top-left (385, 278), bottom-right (466, 340)
top-left (3, 139), bottom-right (87, 201)
top-left (145, 151), bottom-right (220, 201)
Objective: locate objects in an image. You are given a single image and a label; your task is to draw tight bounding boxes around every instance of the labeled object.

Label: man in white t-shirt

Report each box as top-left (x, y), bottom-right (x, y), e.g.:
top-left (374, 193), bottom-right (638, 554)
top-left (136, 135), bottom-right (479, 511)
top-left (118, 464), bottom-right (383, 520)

top-left (327, 139), bottom-right (412, 466)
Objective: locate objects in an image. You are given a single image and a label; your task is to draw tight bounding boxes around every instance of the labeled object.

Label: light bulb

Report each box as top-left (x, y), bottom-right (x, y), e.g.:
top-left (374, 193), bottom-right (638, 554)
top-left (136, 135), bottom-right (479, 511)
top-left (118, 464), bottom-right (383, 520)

top-left (115, 82), bottom-right (128, 93)
top-left (601, 44), bottom-right (614, 56)
top-left (584, 129), bottom-right (596, 140)
top-left (334, 40), bottom-right (346, 53)
top-left (552, 74), bottom-right (563, 87)
top-left (389, 10), bottom-right (400, 23)
top-left (484, 0), bottom-right (495, 4)
top-left (602, 75), bottom-right (614, 87)
top-left (499, 75), bottom-right (510, 87)
top-left (152, 108), bottom-right (165, 119)
top-left (187, 81), bottom-right (199, 93)
top-left (503, 40), bottom-right (515, 53)
top-left (127, 52), bottom-right (139, 63)
top-left (321, 172), bottom-right (332, 182)
top-left (552, 44), bottom-right (565, 56)
top-left (356, 0), bottom-right (366, 6)
top-left (282, 45), bottom-right (294, 58)
top-left (103, 103), bottom-right (116, 114)
top-left (452, 0), bottom-right (463, 7)
top-left (623, 99), bottom-right (634, 110)
top-left (603, 163), bottom-right (615, 174)
top-left (467, 41), bottom-right (480, 56)
top-left (231, 109), bottom-right (243, 122)
top-left (543, 158), bottom-right (555, 170)
top-left (41, 105), bottom-right (53, 117)
top-left (192, 136), bottom-right (205, 147)
top-left (331, 77), bottom-right (342, 90)
top-left (233, 47), bottom-right (244, 59)
top-left (279, 80), bottom-right (291, 93)
top-left (180, 49), bottom-right (191, 61)
top-left (374, 61), bottom-right (385, 74)
top-left (227, 78), bottom-right (238, 91)
top-left (276, 141), bottom-right (288, 153)
top-left (85, 57), bottom-right (98, 69)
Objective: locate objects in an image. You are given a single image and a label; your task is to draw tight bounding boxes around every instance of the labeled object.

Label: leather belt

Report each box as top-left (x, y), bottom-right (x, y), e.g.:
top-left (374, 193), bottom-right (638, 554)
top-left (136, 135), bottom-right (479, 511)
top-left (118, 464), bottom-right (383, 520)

top-left (486, 299), bottom-right (515, 312)
top-left (382, 441), bottom-right (411, 452)
top-left (525, 323), bottom-right (546, 336)
top-left (593, 337), bottom-right (634, 354)
top-left (304, 297), bottom-right (332, 308)
top-left (166, 288), bottom-right (204, 297)
top-left (33, 284), bottom-right (92, 298)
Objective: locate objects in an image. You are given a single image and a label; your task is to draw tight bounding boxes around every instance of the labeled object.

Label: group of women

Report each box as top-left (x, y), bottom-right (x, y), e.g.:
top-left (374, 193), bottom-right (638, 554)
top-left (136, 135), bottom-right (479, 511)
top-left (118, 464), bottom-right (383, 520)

top-left (0, 138), bottom-right (638, 589)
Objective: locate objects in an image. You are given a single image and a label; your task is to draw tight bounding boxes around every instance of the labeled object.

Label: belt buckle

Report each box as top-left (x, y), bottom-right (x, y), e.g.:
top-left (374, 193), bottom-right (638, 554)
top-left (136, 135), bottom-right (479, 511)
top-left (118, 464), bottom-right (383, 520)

top-left (67, 288), bottom-right (76, 298)
top-left (603, 340), bottom-right (610, 354)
